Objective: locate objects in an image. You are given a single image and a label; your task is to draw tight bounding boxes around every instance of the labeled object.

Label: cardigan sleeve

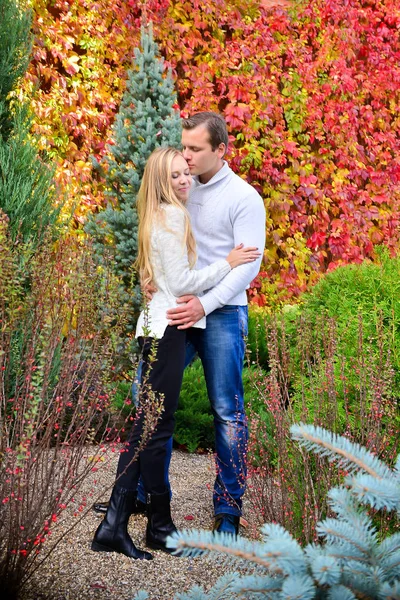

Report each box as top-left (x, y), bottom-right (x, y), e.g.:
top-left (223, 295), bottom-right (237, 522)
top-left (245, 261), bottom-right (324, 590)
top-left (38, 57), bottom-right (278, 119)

top-left (154, 206), bottom-right (231, 297)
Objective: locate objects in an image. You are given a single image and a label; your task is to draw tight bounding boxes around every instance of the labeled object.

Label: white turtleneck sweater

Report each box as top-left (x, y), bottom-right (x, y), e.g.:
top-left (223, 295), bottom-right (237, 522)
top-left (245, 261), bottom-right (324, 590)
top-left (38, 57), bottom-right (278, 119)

top-left (187, 161), bottom-right (266, 315)
top-left (135, 204), bottom-right (231, 339)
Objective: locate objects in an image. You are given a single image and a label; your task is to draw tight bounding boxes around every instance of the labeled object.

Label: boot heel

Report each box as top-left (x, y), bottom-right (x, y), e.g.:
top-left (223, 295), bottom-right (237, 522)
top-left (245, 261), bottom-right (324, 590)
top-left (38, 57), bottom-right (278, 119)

top-left (91, 540), bottom-right (113, 552)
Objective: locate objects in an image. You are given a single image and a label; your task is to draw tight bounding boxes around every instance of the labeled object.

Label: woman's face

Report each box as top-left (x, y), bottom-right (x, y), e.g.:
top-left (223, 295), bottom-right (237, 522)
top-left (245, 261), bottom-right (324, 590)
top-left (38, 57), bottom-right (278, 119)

top-left (170, 154), bottom-right (192, 203)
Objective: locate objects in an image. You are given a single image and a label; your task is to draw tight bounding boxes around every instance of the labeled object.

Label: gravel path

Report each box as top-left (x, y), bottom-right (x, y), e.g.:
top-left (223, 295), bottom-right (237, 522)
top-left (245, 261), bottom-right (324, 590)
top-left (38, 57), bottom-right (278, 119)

top-left (24, 450), bottom-right (256, 600)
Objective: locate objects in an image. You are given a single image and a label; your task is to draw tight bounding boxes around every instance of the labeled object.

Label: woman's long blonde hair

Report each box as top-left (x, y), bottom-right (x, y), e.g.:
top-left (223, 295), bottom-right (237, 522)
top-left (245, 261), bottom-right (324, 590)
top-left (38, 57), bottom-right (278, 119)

top-left (136, 147), bottom-right (197, 289)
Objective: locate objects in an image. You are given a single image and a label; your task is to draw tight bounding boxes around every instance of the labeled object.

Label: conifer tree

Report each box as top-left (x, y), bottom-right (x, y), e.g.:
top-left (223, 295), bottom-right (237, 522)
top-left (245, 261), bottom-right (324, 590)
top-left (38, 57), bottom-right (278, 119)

top-left (0, 0), bottom-right (31, 139)
top-left (86, 23), bottom-right (181, 341)
top-left (159, 424), bottom-right (400, 600)
top-left (0, 0), bottom-right (59, 249)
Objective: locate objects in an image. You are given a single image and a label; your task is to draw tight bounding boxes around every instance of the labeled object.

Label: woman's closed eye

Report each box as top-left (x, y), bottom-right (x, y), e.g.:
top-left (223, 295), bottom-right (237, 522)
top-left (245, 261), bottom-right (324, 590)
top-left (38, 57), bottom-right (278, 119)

top-left (172, 170), bottom-right (190, 178)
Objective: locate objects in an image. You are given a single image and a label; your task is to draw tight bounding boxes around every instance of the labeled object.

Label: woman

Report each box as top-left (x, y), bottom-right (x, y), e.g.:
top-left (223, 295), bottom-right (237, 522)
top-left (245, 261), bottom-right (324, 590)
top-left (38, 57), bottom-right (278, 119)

top-left (91, 147), bottom-right (260, 560)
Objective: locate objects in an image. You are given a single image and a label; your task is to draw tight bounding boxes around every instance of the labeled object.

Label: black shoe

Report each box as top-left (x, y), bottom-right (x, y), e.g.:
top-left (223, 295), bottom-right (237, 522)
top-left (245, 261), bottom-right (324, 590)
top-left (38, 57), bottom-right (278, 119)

top-left (146, 490), bottom-right (179, 555)
top-left (213, 513), bottom-right (240, 537)
top-left (91, 486), bottom-right (153, 560)
top-left (92, 496), bottom-right (147, 516)
top-left (92, 501), bottom-right (109, 515)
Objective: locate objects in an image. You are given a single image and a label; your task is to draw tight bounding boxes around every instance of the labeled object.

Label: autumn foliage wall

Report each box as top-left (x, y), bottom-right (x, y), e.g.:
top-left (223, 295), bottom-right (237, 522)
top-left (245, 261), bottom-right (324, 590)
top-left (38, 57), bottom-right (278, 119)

top-left (27, 0), bottom-right (400, 307)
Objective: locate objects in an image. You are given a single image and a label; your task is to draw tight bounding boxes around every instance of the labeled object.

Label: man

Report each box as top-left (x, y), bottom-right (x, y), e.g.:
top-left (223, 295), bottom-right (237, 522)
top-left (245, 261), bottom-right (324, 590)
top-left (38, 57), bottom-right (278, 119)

top-left (93, 111), bottom-right (265, 536)
top-left (167, 112), bottom-right (266, 535)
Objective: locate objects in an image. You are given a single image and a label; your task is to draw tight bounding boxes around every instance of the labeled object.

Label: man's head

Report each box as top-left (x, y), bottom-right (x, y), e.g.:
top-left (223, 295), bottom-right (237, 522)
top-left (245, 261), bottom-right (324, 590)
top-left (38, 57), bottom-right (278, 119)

top-left (181, 112), bottom-right (228, 184)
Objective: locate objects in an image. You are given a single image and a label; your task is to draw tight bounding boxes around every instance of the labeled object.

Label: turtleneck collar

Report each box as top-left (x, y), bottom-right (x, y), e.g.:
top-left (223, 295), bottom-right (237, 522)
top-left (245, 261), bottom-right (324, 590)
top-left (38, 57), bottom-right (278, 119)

top-left (193, 161), bottom-right (231, 188)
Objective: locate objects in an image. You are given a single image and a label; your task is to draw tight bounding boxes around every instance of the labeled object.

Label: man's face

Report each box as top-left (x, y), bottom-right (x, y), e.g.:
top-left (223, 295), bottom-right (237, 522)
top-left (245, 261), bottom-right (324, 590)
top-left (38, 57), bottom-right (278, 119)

top-left (182, 124), bottom-right (225, 184)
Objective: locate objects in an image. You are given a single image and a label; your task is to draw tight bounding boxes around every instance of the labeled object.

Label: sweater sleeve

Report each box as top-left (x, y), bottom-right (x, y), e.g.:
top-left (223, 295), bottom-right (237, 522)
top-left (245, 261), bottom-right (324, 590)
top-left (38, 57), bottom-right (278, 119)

top-left (199, 191), bottom-right (266, 315)
top-left (154, 206), bottom-right (231, 297)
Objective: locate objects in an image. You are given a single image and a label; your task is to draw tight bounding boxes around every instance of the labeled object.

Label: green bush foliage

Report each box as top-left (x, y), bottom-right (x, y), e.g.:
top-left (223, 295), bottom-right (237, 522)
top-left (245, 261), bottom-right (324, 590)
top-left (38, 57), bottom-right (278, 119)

top-left (174, 359), bottom-right (214, 453)
top-left (278, 251), bottom-right (400, 444)
top-left (301, 247), bottom-right (400, 376)
top-left (247, 308), bottom-right (270, 371)
top-left (0, 0), bottom-right (60, 252)
top-left (0, 0), bottom-right (31, 138)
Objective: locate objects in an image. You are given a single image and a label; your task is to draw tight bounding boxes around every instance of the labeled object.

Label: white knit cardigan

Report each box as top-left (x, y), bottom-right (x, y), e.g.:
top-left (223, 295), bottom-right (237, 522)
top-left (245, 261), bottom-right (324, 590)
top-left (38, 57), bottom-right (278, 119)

top-left (135, 204), bottom-right (231, 339)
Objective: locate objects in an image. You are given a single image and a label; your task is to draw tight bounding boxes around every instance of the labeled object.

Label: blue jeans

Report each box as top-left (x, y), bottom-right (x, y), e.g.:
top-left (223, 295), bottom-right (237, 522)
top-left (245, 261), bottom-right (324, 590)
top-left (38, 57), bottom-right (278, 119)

top-left (187, 305), bottom-right (248, 517)
top-left (137, 306), bottom-right (248, 517)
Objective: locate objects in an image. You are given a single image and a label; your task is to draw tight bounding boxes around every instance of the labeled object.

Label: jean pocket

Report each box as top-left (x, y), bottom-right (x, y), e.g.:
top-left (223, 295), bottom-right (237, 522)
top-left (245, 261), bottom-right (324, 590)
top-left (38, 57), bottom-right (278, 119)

top-left (217, 306), bottom-right (239, 315)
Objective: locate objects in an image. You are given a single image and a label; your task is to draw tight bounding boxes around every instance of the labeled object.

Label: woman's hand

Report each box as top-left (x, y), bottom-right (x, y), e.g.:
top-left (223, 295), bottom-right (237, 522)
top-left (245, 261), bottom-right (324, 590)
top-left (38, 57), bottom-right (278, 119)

top-left (226, 244), bottom-right (261, 269)
top-left (141, 281), bottom-right (158, 301)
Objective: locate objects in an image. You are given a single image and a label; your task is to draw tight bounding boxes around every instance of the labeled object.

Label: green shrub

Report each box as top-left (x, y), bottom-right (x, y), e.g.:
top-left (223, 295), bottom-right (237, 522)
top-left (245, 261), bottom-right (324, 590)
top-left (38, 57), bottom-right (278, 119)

top-left (245, 259), bottom-right (400, 543)
top-left (281, 250), bottom-right (400, 436)
top-left (173, 359), bottom-right (213, 453)
top-left (301, 247), bottom-right (400, 375)
top-left (112, 379), bottom-right (134, 413)
top-left (0, 0), bottom-right (60, 254)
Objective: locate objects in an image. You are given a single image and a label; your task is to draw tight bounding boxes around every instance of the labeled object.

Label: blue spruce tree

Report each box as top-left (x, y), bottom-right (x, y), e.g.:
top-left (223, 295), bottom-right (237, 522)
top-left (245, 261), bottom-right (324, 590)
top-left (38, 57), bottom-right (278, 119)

top-left (86, 24), bottom-right (181, 348)
top-left (141, 424), bottom-right (400, 600)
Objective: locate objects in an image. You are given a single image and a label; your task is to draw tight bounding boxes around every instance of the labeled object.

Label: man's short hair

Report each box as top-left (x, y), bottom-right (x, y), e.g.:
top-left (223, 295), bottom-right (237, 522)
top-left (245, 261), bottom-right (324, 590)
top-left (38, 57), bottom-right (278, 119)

top-left (182, 112), bottom-right (229, 151)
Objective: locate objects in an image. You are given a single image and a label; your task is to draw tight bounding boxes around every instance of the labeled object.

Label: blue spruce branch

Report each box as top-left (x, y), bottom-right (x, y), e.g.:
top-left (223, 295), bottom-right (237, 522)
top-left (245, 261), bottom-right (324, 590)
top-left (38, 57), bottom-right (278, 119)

top-left (147, 425), bottom-right (400, 600)
top-left (290, 424), bottom-right (393, 480)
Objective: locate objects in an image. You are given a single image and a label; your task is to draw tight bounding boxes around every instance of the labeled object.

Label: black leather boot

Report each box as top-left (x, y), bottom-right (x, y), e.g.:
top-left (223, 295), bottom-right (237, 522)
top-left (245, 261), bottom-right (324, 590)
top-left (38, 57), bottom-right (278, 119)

top-left (146, 491), bottom-right (179, 554)
top-left (91, 486), bottom-right (153, 560)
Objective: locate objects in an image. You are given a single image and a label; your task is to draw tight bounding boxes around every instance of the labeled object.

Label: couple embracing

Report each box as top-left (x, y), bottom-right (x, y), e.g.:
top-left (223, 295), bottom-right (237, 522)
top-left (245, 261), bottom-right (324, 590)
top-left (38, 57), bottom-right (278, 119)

top-left (91, 111), bottom-right (266, 560)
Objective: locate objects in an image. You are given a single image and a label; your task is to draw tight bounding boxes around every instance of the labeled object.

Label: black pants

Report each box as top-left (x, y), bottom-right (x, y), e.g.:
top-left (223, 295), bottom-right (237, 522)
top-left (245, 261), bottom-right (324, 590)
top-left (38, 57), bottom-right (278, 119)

top-left (115, 326), bottom-right (186, 494)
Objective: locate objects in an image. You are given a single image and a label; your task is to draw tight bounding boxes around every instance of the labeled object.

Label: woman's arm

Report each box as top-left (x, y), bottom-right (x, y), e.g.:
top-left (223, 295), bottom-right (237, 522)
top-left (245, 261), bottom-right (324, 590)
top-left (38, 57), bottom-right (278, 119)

top-left (155, 206), bottom-right (231, 297)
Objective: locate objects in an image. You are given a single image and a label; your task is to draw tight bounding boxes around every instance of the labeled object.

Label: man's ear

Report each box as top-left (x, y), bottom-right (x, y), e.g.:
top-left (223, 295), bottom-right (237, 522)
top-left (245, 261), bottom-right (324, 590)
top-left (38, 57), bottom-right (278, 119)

top-left (217, 143), bottom-right (226, 158)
